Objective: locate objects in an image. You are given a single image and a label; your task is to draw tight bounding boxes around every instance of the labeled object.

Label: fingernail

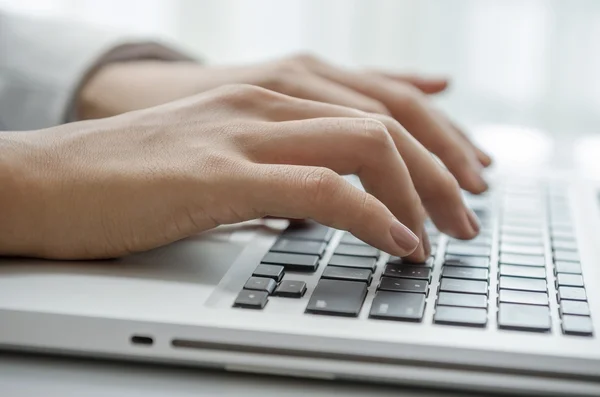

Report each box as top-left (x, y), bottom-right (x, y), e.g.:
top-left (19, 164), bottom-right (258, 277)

top-left (466, 208), bottom-right (481, 235)
top-left (390, 220), bottom-right (420, 254)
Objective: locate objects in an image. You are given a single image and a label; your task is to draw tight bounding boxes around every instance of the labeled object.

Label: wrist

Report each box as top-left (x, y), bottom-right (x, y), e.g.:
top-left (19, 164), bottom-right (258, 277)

top-left (0, 132), bottom-right (40, 256)
top-left (77, 62), bottom-right (129, 120)
top-left (77, 60), bottom-right (196, 120)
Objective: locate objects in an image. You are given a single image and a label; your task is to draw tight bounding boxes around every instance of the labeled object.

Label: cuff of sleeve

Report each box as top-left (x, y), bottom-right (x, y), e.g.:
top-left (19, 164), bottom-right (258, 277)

top-left (0, 13), bottom-right (195, 130)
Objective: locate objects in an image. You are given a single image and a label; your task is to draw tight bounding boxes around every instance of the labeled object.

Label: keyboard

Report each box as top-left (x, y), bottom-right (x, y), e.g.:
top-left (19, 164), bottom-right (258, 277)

top-left (232, 181), bottom-right (594, 337)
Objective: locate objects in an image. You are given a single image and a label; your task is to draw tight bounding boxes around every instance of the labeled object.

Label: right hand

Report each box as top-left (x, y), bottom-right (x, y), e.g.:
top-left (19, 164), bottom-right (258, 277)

top-left (1, 84), bottom-right (479, 261)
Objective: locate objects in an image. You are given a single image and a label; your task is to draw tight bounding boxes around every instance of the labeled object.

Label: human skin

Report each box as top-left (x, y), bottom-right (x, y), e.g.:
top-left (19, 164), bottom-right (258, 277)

top-left (0, 85), bottom-right (479, 261)
top-left (79, 54), bottom-right (491, 195)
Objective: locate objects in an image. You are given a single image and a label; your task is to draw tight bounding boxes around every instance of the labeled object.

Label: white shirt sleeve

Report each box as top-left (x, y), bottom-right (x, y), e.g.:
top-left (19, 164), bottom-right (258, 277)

top-left (0, 11), bottom-right (195, 131)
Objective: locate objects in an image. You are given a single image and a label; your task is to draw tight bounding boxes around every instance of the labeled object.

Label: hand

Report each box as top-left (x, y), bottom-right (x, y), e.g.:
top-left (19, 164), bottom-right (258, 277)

top-left (79, 54), bottom-right (491, 194)
top-left (3, 85), bottom-right (479, 260)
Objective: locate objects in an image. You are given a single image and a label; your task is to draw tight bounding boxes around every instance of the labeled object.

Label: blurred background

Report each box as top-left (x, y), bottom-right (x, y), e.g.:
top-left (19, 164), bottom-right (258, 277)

top-left (3, 0), bottom-right (600, 172)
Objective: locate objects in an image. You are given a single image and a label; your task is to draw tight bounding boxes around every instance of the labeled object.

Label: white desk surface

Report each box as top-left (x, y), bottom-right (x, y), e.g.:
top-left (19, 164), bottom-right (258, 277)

top-left (0, 352), bottom-right (492, 397)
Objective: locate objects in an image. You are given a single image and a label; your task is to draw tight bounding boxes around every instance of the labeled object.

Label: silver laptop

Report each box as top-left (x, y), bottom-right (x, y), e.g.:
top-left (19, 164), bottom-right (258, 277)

top-left (1, 158), bottom-right (599, 395)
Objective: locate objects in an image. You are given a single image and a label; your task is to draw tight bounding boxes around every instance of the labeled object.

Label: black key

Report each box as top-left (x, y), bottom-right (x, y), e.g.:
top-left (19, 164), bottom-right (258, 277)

top-left (498, 303), bottom-right (551, 332)
top-left (439, 278), bottom-right (488, 295)
top-left (233, 290), bottom-right (268, 309)
top-left (434, 306), bottom-right (487, 327)
top-left (378, 277), bottom-right (428, 294)
top-left (305, 279), bottom-right (367, 317)
top-left (499, 253), bottom-right (545, 267)
top-left (499, 276), bottom-right (546, 292)
top-left (253, 264), bottom-right (284, 282)
top-left (322, 265), bottom-right (373, 284)
top-left (369, 291), bottom-right (426, 322)
top-left (558, 286), bottom-right (587, 301)
top-left (328, 254), bottom-right (376, 271)
top-left (500, 243), bottom-right (544, 256)
top-left (501, 234), bottom-right (543, 246)
top-left (499, 290), bottom-right (548, 306)
top-left (244, 277), bottom-right (277, 294)
top-left (281, 222), bottom-right (333, 242)
top-left (274, 280), bottom-right (307, 298)
top-left (442, 266), bottom-right (488, 281)
top-left (383, 264), bottom-right (431, 280)
top-left (554, 250), bottom-right (579, 263)
top-left (552, 240), bottom-right (578, 251)
top-left (340, 233), bottom-right (368, 245)
top-left (499, 264), bottom-right (546, 279)
top-left (444, 255), bottom-right (489, 268)
top-left (560, 300), bottom-right (590, 316)
top-left (556, 273), bottom-right (584, 287)
top-left (271, 239), bottom-right (326, 256)
top-left (389, 256), bottom-right (434, 268)
top-left (437, 292), bottom-right (487, 308)
top-left (555, 261), bottom-right (582, 274)
top-left (334, 243), bottom-right (379, 258)
top-left (445, 244), bottom-right (491, 257)
top-left (262, 252), bottom-right (320, 272)
top-left (562, 315), bottom-right (593, 336)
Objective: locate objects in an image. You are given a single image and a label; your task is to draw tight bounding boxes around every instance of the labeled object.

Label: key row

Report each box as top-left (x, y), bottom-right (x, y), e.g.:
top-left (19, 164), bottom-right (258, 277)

top-left (547, 197), bottom-right (594, 336)
top-left (233, 263), bottom-right (308, 309)
top-left (306, 259), bottom-right (434, 318)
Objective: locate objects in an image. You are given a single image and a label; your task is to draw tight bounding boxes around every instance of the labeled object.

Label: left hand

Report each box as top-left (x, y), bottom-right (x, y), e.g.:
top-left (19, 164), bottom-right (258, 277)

top-left (78, 53), bottom-right (491, 194)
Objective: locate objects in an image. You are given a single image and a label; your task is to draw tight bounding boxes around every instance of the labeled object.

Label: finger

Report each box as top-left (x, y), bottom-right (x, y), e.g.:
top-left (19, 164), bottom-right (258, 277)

top-left (381, 81), bottom-right (488, 193)
top-left (297, 62), bottom-right (487, 193)
top-left (434, 113), bottom-right (493, 167)
top-left (372, 73), bottom-right (491, 166)
top-left (256, 97), bottom-right (479, 243)
top-left (249, 163), bottom-right (419, 257)
top-left (247, 116), bottom-right (428, 260)
top-left (265, 71), bottom-right (391, 115)
top-left (375, 73), bottom-right (449, 94)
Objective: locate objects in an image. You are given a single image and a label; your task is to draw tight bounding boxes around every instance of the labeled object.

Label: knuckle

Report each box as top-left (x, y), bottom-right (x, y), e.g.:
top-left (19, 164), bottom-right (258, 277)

top-left (217, 83), bottom-right (280, 106)
top-left (262, 65), bottom-right (305, 94)
top-left (360, 118), bottom-right (394, 153)
top-left (216, 83), bottom-right (259, 96)
top-left (194, 148), bottom-right (244, 176)
top-left (347, 192), bottom-right (376, 234)
top-left (394, 83), bottom-right (423, 111)
top-left (275, 58), bottom-right (309, 75)
top-left (301, 167), bottom-right (340, 204)
top-left (290, 52), bottom-right (320, 67)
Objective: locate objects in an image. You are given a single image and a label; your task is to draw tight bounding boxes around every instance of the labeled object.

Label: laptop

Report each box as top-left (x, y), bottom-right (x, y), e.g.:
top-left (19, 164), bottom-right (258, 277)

top-left (0, 144), bottom-right (599, 396)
